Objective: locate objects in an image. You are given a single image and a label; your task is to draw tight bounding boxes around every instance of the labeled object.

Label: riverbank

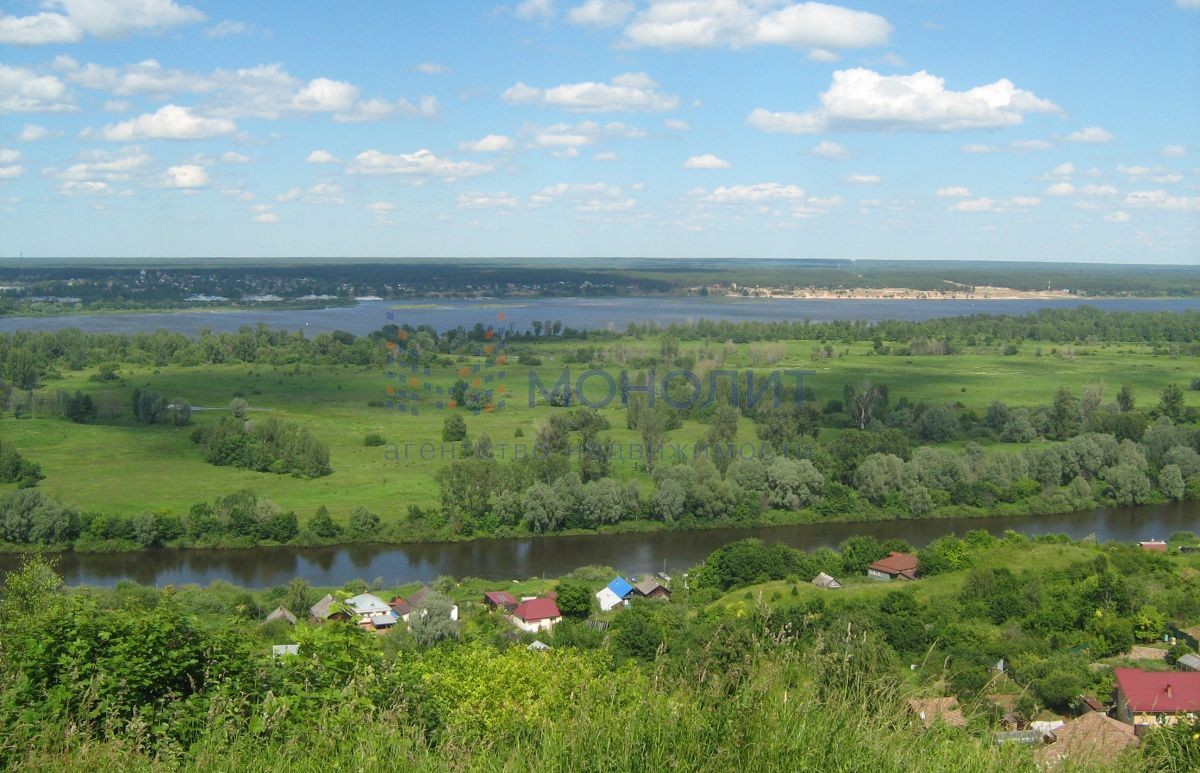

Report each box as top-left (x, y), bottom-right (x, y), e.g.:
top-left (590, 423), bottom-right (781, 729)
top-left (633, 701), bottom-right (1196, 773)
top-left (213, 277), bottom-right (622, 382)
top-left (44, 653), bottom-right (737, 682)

top-left (6, 500), bottom-right (1193, 587)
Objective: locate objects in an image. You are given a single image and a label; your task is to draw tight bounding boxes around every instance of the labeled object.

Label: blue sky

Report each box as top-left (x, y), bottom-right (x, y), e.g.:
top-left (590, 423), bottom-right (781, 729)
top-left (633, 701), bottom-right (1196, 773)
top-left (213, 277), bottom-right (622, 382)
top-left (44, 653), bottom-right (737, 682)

top-left (1, 0), bottom-right (1198, 263)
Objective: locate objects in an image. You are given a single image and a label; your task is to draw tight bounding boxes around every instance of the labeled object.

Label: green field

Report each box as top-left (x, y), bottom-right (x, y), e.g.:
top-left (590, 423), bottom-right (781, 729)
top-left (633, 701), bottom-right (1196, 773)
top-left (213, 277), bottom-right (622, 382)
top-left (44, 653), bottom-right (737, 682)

top-left (1, 335), bottom-right (1195, 523)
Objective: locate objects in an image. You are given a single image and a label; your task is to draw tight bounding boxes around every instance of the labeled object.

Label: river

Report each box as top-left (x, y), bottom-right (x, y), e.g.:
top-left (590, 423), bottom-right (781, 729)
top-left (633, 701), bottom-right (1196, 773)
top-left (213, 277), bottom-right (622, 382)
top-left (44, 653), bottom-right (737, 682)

top-left (1, 296), bottom-right (1198, 337)
top-left (8, 502), bottom-right (1194, 588)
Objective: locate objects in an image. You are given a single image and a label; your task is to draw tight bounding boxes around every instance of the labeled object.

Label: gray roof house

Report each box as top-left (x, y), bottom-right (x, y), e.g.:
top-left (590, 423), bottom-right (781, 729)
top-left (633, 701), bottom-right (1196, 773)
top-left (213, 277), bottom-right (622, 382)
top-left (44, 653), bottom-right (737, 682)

top-left (812, 572), bottom-right (843, 589)
top-left (264, 606), bottom-right (298, 625)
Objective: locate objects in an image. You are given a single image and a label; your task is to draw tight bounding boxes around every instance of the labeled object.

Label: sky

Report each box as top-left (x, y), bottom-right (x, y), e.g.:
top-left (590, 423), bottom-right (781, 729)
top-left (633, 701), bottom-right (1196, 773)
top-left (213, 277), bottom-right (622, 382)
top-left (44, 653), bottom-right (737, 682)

top-left (1, 0), bottom-right (1198, 263)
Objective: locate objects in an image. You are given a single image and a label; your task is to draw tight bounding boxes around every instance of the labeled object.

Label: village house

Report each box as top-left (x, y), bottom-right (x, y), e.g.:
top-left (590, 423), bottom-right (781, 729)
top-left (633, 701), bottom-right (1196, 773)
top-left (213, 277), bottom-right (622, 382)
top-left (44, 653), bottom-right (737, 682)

top-left (811, 572), bottom-right (843, 589)
top-left (263, 606), bottom-right (298, 625)
top-left (1113, 668), bottom-right (1200, 731)
top-left (633, 578), bottom-right (671, 601)
top-left (1036, 711), bottom-right (1139, 768)
top-left (596, 577), bottom-right (634, 611)
top-left (483, 590), bottom-right (518, 611)
top-left (389, 586), bottom-right (459, 623)
top-left (309, 594), bottom-right (347, 622)
top-left (345, 593), bottom-right (401, 631)
top-left (511, 597), bottom-right (562, 633)
top-left (1178, 653), bottom-right (1200, 672)
top-left (1137, 540), bottom-right (1168, 553)
top-left (867, 552), bottom-right (920, 581)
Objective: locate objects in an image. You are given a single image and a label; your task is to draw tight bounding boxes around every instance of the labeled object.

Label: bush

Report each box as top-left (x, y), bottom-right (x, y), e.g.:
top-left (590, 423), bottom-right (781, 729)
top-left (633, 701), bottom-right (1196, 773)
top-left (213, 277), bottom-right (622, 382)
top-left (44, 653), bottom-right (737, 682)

top-left (363, 432), bottom-right (386, 447)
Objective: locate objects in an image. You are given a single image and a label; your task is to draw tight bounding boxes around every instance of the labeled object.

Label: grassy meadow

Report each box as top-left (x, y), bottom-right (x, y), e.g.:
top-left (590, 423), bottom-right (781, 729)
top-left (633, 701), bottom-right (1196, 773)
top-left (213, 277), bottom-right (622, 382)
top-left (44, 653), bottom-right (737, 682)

top-left (1, 335), bottom-right (1195, 523)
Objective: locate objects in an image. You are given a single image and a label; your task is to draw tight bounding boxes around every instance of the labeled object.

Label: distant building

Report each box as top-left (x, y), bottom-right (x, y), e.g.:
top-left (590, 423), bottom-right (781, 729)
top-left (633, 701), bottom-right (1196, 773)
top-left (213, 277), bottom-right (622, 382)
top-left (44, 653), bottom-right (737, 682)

top-left (633, 578), bottom-right (671, 600)
top-left (1037, 711), bottom-right (1138, 768)
top-left (1113, 668), bottom-right (1200, 730)
top-left (867, 552), bottom-right (920, 581)
top-left (596, 577), bottom-right (635, 611)
top-left (1178, 654), bottom-right (1200, 672)
top-left (1138, 540), bottom-right (1168, 553)
top-left (484, 590), bottom-right (518, 611)
top-left (811, 572), bottom-right (843, 590)
top-left (263, 606), bottom-right (298, 625)
top-left (511, 598), bottom-right (562, 633)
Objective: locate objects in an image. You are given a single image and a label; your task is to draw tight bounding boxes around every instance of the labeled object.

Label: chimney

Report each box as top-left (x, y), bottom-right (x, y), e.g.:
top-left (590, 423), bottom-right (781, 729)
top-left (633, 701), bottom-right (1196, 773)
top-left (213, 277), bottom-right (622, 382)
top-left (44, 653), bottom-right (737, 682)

top-left (1166, 683), bottom-right (1173, 698)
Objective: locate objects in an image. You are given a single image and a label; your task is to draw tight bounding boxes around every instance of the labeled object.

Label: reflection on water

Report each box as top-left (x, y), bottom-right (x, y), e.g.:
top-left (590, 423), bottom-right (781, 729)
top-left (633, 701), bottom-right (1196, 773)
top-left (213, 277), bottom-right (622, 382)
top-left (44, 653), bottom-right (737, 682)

top-left (5, 502), bottom-right (1194, 588)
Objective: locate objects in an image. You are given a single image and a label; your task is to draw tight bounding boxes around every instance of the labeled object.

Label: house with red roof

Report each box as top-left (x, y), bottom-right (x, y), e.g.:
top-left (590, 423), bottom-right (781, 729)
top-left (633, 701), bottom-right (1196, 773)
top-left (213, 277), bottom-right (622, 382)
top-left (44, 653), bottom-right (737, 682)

top-left (1113, 668), bottom-right (1200, 731)
top-left (867, 551), bottom-right (920, 582)
top-left (483, 590), bottom-right (518, 611)
top-left (511, 597), bottom-right (562, 633)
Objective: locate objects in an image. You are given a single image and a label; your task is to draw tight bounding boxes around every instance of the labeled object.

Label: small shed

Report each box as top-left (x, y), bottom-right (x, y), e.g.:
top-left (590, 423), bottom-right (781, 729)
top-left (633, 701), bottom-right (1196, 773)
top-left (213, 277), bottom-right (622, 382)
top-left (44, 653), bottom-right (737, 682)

top-left (1137, 540), bottom-right (1168, 553)
top-left (1178, 653), bottom-right (1200, 672)
top-left (527, 640), bottom-right (551, 652)
top-left (264, 606), bottom-right (298, 625)
top-left (867, 552), bottom-right (920, 581)
top-left (811, 572), bottom-right (843, 590)
top-left (484, 590), bottom-right (518, 610)
top-left (1036, 711), bottom-right (1139, 768)
top-left (596, 577), bottom-right (635, 612)
top-left (309, 594), bottom-right (343, 622)
top-left (634, 578), bottom-right (671, 600)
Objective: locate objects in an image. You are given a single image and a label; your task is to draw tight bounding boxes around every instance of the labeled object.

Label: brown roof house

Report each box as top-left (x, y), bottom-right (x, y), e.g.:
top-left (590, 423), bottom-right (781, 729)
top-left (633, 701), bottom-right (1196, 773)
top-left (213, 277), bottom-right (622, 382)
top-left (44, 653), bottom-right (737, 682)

top-left (633, 578), bottom-right (671, 600)
top-left (868, 552), bottom-right (919, 582)
top-left (484, 590), bottom-right (519, 611)
top-left (906, 697), bottom-right (966, 729)
top-left (1036, 711), bottom-right (1139, 768)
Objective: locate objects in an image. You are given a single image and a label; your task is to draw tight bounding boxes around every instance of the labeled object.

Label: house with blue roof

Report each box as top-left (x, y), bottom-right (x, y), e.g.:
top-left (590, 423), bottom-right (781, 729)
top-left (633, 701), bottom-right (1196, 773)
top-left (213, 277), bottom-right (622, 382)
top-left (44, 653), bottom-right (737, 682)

top-left (596, 576), bottom-right (634, 612)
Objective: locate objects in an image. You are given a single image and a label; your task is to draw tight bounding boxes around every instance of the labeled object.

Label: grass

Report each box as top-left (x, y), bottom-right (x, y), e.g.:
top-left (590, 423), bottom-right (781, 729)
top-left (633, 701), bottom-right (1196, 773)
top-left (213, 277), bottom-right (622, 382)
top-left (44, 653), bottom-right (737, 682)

top-left (0, 337), bottom-right (1195, 524)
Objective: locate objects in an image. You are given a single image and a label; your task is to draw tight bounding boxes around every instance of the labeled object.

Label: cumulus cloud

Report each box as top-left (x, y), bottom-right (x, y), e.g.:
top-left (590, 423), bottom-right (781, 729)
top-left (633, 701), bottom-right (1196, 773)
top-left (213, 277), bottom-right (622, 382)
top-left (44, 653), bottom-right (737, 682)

top-left (47, 145), bottom-right (151, 182)
top-left (515, 0), bottom-right (555, 19)
top-left (846, 172), bottom-right (879, 185)
top-left (704, 183), bottom-right (807, 202)
top-left (18, 124), bottom-right (59, 141)
top-left (305, 149), bottom-right (340, 164)
top-left (524, 120), bottom-right (647, 149)
top-left (60, 180), bottom-right (111, 195)
top-left (531, 182), bottom-right (634, 211)
top-left (164, 163), bottom-right (208, 188)
top-left (1161, 145), bottom-right (1186, 158)
top-left (0, 149), bottom-right (19, 164)
top-left (205, 20), bottom-right (248, 38)
top-left (749, 68), bottom-right (1059, 134)
top-left (1104, 211), bottom-right (1130, 222)
top-left (1065, 126), bottom-right (1113, 144)
top-left (346, 149), bottom-right (493, 180)
top-left (683, 153), bottom-right (731, 169)
top-left (567, 0), bottom-right (633, 26)
top-left (503, 73), bottom-right (678, 113)
top-left (1044, 182), bottom-right (1074, 196)
top-left (935, 186), bottom-right (970, 197)
top-left (100, 104), bottom-right (237, 140)
top-left (253, 212), bottom-right (279, 224)
top-left (950, 196), bottom-right (1040, 212)
top-left (414, 62), bottom-right (449, 75)
top-left (459, 134), bottom-right (516, 152)
top-left (810, 140), bottom-right (849, 159)
top-left (664, 118), bottom-right (690, 131)
top-left (1123, 189), bottom-right (1200, 212)
top-left (0, 65), bottom-right (75, 114)
top-left (1008, 139), bottom-right (1052, 151)
top-left (220, 151), bottom-right (250, 164)
top-left (621, 1), bottom-right (892, 51)
top-left (0, 164), bottom-right (25, 179)
top-left (458, 191), bottom-right (519, 209)
top-left (0, 0), bottom-right (204, 44)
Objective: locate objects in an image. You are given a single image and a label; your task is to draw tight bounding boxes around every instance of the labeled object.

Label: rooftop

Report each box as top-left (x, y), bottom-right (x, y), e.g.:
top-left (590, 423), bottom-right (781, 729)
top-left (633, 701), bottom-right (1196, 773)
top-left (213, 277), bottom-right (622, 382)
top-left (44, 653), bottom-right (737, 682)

top-left (1115, 668), bottom-right (1200, 713)
top-left (513, 597), bottom-right (561, 622)
top-left (869, 552), bottom-right (920, 575)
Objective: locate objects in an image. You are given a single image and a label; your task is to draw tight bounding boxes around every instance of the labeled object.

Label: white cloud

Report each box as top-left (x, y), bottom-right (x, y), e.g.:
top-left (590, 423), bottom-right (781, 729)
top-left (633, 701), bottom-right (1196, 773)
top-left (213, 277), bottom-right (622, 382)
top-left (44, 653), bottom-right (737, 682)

top-left (305, 149), bottom-right (340, 164)
top-left (810, 140), bottom-right (849, 159)
top-left (18, 124), bottom-right (58, 142)
top-left (253, 212), bottom-right (279, 224)
top-left (205, 20), bottom-right (248, 38)
top-left (458, 191), bottom-right (519, 209)
top-left (0, 165), bottom-right (25, 179)
top-left (846, 172), bottom-right (879, 185)
top-left (1065, 126), bottom-right (1114, 144)
top-left (346, 149), bottom-right (493, 180)
top-left (164, 163), bottom-right (207, 188)
top-left (961, 143), bottom-right (996, 154)
top-left (935, 186), bottom-right (970, 198)
top-left (63, 59), bottom-right (210, 97)
top-left (47, 145), bottom-right (151, 182)
top-left (220, 151), bottom-right (250, 164)
top-left (1008, 139), bottom-right (1052, 151)
top-left (276, 187), bottom-right (302, 202)
top-left (1044, 182), bottom-right (1074, 196)
top-left (567, 0), bottom-right (633, 26)
top-left (683, 153), bottom-right (731, 169)
top-left (414, 62), bottom-right (449, 75)
top-left (503, 73), bottom-right (678, 113)
top-left (0, 65), bottom-right (75, 114)
top-left (0, 149), bottom-right (19, 164)
top-left (749, 68), bottom-right (1059, 134)
top-left (100, 104), bottom-right (237, 140)
top-left (621, 1), bottom-right (892, 51)
top-left (60, 180), bottom-right (111, 195)
top-left (531, 182), bottom-right (634, 211)
top-left (1105, 211), bottom-right (1130, 222)
top-left (1078, 184), bottom-right (1117, 196)
top-left (704, 183), bottom-right (807, 202)
top-left (593, 151), bottom-right (618, 161)
top-left (1046, 162), bottom-right (1074, 178)
top-left (1161, 145), bottom-right (1186, 158)
top-left (292, 78), bottom-right (358, 113)
top-left (807, 48), bottom-right (839, 62)
top-left (1124, 189), bottom-right (1200, 212)
top-left (459, 134), bottom-right (516, 152)
top-left (0, 0), bottom-right (204, 44)
top-left (1178, 0), bottom-right (1200, 7)
top-left (515, 0), bottom-right (555, 19)
top-left (664, 118), bottom-right (690, 131)
top-left (526, 120), bottom-right (647, 149)
top-left (951, 196), bottom-right (1040, 212)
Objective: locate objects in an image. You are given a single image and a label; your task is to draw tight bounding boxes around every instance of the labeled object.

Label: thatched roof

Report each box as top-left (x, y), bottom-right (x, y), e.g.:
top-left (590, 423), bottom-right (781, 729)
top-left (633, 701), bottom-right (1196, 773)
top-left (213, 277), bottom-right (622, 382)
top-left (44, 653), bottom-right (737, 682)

top-left (1036, 711), bottom-right (1138, 768)
top-left (310, 594), bottom-right (336, 620)
top-left (264, 606), bottom-right (298, 625)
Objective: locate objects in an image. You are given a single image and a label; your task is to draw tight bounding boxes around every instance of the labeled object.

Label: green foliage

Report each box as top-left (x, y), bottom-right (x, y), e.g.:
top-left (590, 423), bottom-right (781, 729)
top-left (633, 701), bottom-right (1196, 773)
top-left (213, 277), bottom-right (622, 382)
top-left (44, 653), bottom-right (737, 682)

top-left (194, 416), bottom-right (332, 478)
top-left (0, 439), bottom-right (43, 488)
top-left (554, 580), bottom-right (594, 619)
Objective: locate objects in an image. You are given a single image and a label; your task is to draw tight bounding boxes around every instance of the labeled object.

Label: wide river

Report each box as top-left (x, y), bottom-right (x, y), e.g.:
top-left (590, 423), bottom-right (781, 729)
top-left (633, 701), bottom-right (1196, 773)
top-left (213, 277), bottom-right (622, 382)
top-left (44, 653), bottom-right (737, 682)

top-left (7, 502), bottom-right (1194, 588)
top-left (2, 296), bottom-right (1198, 337)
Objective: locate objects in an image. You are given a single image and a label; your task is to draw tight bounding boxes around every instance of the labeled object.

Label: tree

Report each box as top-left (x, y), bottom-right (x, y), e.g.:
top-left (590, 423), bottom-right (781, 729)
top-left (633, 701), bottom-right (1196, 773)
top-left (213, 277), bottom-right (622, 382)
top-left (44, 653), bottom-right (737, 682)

top-left (854, 453), bottom-right (907, 504)
top-left (64, 391), bottom-right (96, 423)
top-left (914, 404), bottom-right (959, 442)
top-left (229, 397), bottom-right (249, 419)
top-left (637, 405), bottom-right (668, 473)
top-left (347, 507), bottom-right (380, 540)
top-left (1103, 463), bottom-right (1151, 506)
top-left (651, 478), bottom-right (688, 522)
top-left (522, 482), bottom-right (566, 532)
top-left (555, 580), bottom-right (594, 619)
top-left (1156, 383), bottom-right (1186, 423)
top-left (442, 413), bottom-right (467, 442)
top-left (1116, 383), bottom-right (1136, 413)
top-left (704, 403), bottom-right (740, 472)
top-left (281, 577), bottom-right (317, 618)
top-left (409, 591), bottom-right (458, 646)
top-left (1048, 387), bottom-right (1081, 440)
top-left (765, 457), bottom-right (824, 509)
top-left (839, 535), bottom-right (887, 574)
top-left (1001, 408), bottom-right (1037, 442)
top-left (1160, 464), bottom-right (1185, 501)
top-left (844, 380), bottom-right (887, 430)
top-left (309, 505), bottom-right (341, 538)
